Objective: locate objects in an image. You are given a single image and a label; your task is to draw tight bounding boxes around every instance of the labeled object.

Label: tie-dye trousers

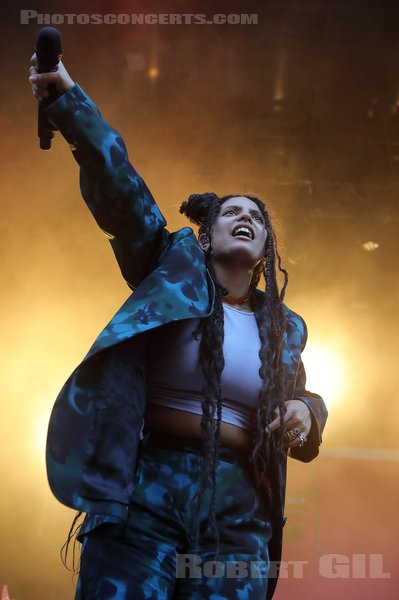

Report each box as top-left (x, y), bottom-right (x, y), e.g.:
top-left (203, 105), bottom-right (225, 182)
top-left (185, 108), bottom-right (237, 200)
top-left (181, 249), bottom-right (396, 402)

top-left (75, 429), bottom-right (273, 599)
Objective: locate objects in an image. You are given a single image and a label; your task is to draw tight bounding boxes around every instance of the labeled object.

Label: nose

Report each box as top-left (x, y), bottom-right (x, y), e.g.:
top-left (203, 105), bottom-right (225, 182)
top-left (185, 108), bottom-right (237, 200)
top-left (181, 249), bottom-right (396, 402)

top-left (238, 210), bottom-right (253, 224)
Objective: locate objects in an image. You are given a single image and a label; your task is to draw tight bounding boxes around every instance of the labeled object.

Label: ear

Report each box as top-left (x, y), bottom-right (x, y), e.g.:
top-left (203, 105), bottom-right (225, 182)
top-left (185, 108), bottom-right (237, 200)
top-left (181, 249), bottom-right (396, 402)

top-left (198, 233), bottom-right (210, 251)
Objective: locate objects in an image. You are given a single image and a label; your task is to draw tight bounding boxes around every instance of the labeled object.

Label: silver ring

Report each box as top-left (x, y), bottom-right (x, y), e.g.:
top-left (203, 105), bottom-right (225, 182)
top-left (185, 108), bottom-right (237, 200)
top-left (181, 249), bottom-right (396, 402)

top-left (286, 427), bottom-right (300, 442)
top-left (298, 433), bottom-right (307, 447)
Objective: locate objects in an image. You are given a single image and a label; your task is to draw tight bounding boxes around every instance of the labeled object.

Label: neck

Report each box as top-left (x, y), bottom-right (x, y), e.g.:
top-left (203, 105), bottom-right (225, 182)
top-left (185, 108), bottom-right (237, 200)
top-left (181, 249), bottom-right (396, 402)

top-left (211, 261), bottom-right (253, 306)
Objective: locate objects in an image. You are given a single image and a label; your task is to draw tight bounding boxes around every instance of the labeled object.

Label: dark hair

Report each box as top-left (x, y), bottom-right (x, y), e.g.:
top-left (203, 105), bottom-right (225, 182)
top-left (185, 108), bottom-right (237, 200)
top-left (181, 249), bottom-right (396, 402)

top-left (60, 510), bottom-right (83, 575)
top-left (179, 192), bottom-right (289, 560)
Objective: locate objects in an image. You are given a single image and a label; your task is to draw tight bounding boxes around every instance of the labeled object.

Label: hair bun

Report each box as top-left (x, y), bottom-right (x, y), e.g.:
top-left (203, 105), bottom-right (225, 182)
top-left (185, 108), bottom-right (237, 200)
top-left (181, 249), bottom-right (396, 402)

top-left (179, 192), bottom-right (219, 227)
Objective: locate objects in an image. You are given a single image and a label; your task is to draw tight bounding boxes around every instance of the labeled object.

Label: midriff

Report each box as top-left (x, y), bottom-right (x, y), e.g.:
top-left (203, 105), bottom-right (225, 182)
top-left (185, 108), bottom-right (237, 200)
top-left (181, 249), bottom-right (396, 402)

top-left (144, 402), bottom-right (253, 452)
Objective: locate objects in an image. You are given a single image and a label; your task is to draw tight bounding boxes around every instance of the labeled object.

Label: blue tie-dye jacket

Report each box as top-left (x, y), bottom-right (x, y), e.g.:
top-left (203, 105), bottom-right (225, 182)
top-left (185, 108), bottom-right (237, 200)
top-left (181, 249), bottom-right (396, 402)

top-left (43, 84), bottom-right (327, 599)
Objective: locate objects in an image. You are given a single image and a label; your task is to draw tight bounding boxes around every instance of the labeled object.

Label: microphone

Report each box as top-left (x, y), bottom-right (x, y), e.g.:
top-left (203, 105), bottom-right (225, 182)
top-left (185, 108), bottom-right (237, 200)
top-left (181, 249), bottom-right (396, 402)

top-left (35, 27), bottom-right (63, 150)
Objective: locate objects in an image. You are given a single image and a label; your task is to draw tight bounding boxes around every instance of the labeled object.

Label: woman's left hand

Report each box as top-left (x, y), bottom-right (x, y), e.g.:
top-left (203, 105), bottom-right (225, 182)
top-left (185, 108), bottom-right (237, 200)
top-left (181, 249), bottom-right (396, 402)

top-left (266, 400), bottom-right (312, 448)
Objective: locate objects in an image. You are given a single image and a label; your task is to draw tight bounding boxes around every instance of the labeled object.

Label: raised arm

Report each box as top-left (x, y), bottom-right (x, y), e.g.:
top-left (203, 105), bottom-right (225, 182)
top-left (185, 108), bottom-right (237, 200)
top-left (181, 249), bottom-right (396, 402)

top-left (29, 56), bottom-right (169, 289)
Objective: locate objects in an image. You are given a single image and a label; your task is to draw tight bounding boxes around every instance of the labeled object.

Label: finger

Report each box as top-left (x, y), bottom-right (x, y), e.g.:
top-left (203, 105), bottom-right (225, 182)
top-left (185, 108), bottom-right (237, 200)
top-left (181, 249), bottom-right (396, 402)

top-left (289, 440), bottom-right (301, 448)
top-left (285, 418), bottom-right (302, 431)
top-left (288, 436), bottom-right (307, 449)
top-left (29, 74), bottom-right (47, 87)
top-left (266, 416), bottom-right (279, 432)
top-left (30, 79), bottom-right (48, 92)
top-left (269, 405), bottom-right (291, 431)
top-left (29, 64), bottom-right (38, 77)
top-left (282, 404), bottom-right (308, 429)
top-left (1, 585), bottom-right (10, 600)
top-left (30, 52), bottom-right (38, 67)
top-left (286, 416), bottom-right (311, 437)
top-left (29, 72), bottom-right (57, 86)
top-left (29, 80), bottom-right (50, 100)
top-left (33, 83), bottom-right (49, 95)
top-left (289, 427), bottom-right (308, 447)
top-left (31, 85), bottom-right (48, 101)
top-left (284, 422), bottom-right (309, 443)
top-left (268, 408), bottom-right (294, 433)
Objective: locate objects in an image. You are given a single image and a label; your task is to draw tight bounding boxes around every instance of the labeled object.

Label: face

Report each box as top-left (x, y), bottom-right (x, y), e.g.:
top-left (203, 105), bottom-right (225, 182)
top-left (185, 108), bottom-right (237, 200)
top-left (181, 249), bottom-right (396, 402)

top-left (201, 196), bottom-right (268, 269)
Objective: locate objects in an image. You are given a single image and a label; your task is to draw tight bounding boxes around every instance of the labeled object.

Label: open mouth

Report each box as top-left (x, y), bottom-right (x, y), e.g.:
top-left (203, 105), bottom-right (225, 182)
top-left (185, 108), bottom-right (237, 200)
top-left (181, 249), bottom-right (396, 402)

top-left (231, 225), bottom-right (254, 240)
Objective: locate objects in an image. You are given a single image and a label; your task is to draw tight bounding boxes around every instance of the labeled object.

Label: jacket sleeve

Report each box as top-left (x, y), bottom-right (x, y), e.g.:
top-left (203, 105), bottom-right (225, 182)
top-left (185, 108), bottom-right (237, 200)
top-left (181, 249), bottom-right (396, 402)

top-left (42, 83), bottom-right (170, 290)
top-left (288, 319), bottom-right (328, 463)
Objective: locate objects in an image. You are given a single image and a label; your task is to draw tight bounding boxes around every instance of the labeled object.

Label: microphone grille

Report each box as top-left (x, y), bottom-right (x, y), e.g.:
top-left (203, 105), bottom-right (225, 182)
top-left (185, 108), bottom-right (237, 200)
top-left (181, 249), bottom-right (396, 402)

top-left (35, 27), bottom-right (62, 68)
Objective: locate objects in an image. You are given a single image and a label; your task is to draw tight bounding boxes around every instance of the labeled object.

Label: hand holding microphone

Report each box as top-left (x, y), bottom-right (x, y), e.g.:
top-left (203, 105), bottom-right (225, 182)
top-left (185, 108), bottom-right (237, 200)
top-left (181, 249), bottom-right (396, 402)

top-left (29, 55), bottom-right (74, 101)
top-left (29, 27), bottom-right (74, 149)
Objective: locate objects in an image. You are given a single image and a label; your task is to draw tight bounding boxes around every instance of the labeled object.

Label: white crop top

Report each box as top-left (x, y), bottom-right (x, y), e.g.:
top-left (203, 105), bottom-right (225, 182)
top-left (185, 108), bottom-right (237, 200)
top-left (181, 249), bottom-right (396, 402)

top-left (144, 303), bottom-right (264, 430)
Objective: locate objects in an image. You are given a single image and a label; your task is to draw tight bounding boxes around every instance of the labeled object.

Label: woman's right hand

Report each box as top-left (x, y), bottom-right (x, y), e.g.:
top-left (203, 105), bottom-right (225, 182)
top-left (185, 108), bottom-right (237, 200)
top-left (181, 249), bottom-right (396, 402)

top-left (28, 53), bottom-right (74, 103)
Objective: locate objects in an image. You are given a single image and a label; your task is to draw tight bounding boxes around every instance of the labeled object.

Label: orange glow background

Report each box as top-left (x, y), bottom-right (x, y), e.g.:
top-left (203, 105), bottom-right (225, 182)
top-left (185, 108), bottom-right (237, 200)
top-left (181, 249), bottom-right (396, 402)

top-left (0, 1), bottom-right (398, 598)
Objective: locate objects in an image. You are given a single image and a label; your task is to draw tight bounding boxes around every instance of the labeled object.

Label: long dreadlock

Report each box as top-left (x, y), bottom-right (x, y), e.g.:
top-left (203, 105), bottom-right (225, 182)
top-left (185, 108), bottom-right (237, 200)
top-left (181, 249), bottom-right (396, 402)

top-left (179, 192), bottom-right (289, 561)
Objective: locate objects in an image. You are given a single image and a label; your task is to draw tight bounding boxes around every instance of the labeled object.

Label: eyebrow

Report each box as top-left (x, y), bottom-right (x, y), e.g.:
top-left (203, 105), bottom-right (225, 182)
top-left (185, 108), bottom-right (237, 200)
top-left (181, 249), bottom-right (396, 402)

top-left (223, 205), bottom-right (265, 220)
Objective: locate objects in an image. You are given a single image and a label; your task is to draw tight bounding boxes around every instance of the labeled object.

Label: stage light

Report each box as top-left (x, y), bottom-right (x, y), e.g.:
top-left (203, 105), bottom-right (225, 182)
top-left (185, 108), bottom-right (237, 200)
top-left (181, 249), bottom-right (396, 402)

top-left (301, 342), bottom-right (346, 409)
top-left (361, 241), bottom-right (379, 251)
top-left (148, 66), bottom-right (159, 80)
top-left (273, 48), bottom-right (285, 104)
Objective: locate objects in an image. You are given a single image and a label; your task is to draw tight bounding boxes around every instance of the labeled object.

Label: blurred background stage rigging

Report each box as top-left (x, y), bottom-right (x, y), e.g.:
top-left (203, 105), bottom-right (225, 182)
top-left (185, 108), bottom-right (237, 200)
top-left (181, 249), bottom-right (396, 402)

top-left (0, 1), bottom-right (397, 598)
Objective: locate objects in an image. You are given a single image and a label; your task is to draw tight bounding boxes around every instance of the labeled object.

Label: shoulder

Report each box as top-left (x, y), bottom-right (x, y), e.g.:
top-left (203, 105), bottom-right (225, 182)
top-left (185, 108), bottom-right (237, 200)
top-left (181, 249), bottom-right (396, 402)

top-left (252, 289), bottom-right (308, 350)
top-left (171, 226), bottom-right (197, 241)
top-left (156, 226), bottom-right (203, 264)
top-left (283, 304), bottom-right (308, 350)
